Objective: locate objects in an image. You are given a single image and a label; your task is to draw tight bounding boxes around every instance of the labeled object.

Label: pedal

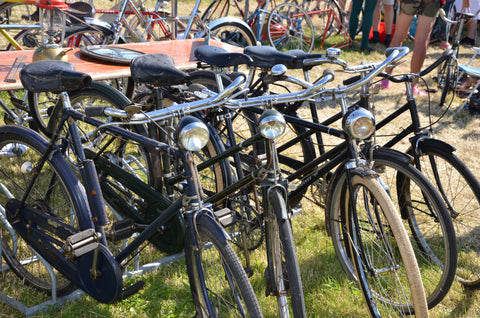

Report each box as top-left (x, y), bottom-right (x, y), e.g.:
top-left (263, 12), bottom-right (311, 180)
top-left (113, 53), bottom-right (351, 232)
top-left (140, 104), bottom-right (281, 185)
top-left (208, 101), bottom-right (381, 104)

top-left (120, 281), bottom-right (145, 300)
top-left (64, 229), bottom-right (101, 259)
top-left (291, 203), bottom-right (302, 217)
top-left (214, 208), bottom-right (235, 227)
top-left (105, 219), bottom-right (135, 241)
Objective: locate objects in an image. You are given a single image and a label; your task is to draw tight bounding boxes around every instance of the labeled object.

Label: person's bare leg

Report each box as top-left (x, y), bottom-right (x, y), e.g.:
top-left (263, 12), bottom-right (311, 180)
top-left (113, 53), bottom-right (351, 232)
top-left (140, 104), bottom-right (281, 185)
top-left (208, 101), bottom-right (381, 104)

top-left (410, 15), bottom-right (436, 73)
top-left (466, 20), bottom-right (477, 39)
top-left (384, 4), bottom-right (394, 34)
top-left (373, 1), bottom-right (381, 32)
top-left (389, 11), bottom-right (414, 47)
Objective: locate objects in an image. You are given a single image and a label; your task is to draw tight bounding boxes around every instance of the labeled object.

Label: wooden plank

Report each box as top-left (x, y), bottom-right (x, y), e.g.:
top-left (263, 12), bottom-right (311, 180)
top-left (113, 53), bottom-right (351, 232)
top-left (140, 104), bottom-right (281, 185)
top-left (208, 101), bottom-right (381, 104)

top-left (4, 55), bottom-right (27, 83)
top-left (0, 39), bottom-right (243, 91)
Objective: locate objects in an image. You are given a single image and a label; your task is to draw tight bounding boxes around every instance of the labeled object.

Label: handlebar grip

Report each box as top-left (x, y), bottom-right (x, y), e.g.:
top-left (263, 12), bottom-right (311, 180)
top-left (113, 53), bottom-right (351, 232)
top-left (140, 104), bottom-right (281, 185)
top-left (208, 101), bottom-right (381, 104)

top-left (85, 107), bottom-right (108, 117)
top-left (343, 75), bottom-right (361, 85)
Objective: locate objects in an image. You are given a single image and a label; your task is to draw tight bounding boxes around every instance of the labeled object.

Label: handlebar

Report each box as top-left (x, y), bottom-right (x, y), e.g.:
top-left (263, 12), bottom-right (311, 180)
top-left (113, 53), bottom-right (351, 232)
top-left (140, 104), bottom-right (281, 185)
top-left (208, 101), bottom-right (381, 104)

top-left (226, 68), bottom-right (336, 108)
top-left (333, 47), bottom-right (409, 95)
top-left (342, 47), bottom-right (453, 85)
top-left (439, 8), bottom-right (480, 25)
top-left (86, 73), bottom-right (248, 124)
top-left (225, 47), bottom-right (408, 109)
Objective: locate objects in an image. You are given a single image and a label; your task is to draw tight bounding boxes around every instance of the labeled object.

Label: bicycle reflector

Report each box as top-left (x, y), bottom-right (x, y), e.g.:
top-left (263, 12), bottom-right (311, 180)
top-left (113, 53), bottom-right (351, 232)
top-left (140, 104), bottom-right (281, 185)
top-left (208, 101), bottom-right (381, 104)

top-left (177, 116), bottom-right (210, 151)
top-left (343, 107), bottom-right (375, 140)
top-left (259, 109), bottom-right (286, 139)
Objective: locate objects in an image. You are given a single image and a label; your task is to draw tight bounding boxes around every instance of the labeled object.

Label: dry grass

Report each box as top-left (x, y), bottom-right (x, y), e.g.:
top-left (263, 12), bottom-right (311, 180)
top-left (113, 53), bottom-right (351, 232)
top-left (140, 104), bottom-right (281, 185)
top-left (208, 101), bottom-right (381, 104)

top-left (2, 0), bottom-right (480, 317)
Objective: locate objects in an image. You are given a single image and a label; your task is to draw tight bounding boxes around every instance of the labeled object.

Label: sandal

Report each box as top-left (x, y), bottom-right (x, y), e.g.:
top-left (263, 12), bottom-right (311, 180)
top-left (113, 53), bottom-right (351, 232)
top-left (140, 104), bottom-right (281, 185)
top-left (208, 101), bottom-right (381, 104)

top-left (411, 85), bottom-right (428, 97)
top-left (381, 79), bottom-right (390, 89)
top-left (440, 41), bottom-right (452, 50)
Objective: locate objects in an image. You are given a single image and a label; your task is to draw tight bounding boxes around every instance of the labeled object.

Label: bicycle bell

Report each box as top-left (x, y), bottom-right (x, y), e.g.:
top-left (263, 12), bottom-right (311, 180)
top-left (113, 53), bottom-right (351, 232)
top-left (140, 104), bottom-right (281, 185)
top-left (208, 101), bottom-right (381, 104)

top-left (33, 0), bottom-right (69, 62)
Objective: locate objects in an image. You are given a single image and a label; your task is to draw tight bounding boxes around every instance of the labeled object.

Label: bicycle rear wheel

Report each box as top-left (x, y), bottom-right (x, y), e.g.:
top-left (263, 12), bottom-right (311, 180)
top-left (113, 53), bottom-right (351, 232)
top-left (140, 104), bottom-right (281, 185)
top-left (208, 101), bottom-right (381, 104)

top-left (202, 0), bottom-right (231, 23)
top-left (437, 57), bottom-right (459, 110)
top-left (0, 2), bottom-right (39, 50)
top-left (0, 125), bottom-right (87, 296)
top-left (345, 174), bottom-right (428, 316)
top-left (301, 0), bottom-right (343, 39)
top-left (209, 20), bottom-right (258, 48)
top-left (184, 212), bottom-right (263, 317)
top-left (28, 81), bottom-right (130, 138)
top-left (267, 3), bottom-right (315, 52)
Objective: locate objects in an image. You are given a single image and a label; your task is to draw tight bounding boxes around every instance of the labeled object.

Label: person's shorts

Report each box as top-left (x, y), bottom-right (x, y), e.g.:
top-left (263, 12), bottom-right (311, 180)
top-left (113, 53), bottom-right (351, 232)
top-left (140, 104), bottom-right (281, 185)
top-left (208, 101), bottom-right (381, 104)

top-left (381, 0), bottom-right (395, 6)
top-left (400, 0), bottom-right (441, 17)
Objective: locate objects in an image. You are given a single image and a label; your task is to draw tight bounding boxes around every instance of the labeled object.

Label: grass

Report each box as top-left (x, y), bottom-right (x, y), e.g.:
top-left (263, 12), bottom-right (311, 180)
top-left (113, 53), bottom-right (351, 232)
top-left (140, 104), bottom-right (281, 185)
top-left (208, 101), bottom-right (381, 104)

top-left (2, 0), bottom-right (480, 317)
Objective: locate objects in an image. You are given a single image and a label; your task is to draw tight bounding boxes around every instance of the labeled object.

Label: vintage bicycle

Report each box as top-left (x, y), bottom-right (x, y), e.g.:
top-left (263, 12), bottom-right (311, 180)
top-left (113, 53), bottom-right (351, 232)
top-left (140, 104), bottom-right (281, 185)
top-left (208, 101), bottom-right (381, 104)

top-left (0, 59), bottom-right (263, 316)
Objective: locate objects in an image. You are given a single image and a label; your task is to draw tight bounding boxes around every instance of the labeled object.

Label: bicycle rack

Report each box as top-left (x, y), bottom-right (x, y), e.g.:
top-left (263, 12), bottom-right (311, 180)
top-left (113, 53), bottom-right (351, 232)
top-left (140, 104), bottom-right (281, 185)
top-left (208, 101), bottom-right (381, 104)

top-left (0, 206), bottom-right (183, 316)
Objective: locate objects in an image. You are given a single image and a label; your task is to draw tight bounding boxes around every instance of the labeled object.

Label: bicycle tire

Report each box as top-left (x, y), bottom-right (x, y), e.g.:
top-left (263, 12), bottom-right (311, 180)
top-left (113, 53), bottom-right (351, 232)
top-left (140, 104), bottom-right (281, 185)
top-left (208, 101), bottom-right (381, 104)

top-left (301, 0), bottom-right (343, 39)
top-left (345, 174), bottom-right (428, 316)
top-left (184, 212), bottom-right (263, 317)
top-left (267, 3), bottom-right (315, 52)
top-left (28, 81), bottom-right (130, 138)
top-left (437, 57), bottom-right (458, 110)
top-left (201, 0), bottom-right (231, 23)
top-left (7, 21), bottom-right (112, 51)
top-left (0, 125), bottom-right (89, 296)
top-left (326, 148), bottom-right (457, 310)
top-left (0, 2), bottom-right (39, 50)
top-left (63, 24), bottom-right (113, 47)
top-left (265, 188), bottom-right (306, 317)
top-left (209, 20), bottom-right (258, 48)
top-left (410, 141), bottom-right (480, 287)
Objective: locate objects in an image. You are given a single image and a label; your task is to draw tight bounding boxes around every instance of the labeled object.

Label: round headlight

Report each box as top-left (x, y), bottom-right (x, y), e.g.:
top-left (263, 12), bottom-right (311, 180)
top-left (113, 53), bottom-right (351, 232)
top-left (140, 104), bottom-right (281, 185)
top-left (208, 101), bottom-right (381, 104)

top-left (178, 116), bottom-right (210, 151)
top-left (259, 109), bottom-right (286, 140)
top-left (343, 108), bottom-right (375, 139)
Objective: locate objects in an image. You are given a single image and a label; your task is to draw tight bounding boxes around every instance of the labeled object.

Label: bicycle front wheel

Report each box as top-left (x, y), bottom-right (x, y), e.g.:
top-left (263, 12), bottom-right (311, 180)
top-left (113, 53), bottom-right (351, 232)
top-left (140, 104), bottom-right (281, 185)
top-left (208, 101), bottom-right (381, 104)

top-left (345, 174), bottom-right (428, 316)
top-left (184, 213), bottom-right (262, 317)
top-left (411, 141), bottom-right (480, 287)
top-left (265, 188), bottom-right (305, 317)
top-left (267, 3), bottom-right (315, 52)
top-left (327, 148), bottom-right (457, 310)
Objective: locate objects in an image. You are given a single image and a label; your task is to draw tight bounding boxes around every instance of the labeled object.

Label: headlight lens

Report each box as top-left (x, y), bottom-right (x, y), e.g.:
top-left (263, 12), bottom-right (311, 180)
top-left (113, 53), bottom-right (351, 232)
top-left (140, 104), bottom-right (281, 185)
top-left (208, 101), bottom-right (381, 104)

top-left (178, 117), bottom-right (210, 151)
top-left (259, 109), bottom-right (286, 139)
top-left (343, 108), bottom-right (375, 139)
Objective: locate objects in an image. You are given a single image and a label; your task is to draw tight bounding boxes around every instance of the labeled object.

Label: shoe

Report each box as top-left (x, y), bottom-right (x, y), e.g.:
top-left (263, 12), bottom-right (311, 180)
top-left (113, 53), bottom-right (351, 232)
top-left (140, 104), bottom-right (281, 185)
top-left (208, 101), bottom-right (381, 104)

top-left (440, 42), bottom-right (452, 50)
top-left (411, 85), bottom-right (428, 97)
top-left (381, 79), bottom-right (390, 89)
top-left (460, 37), bottom-right (475, 46)
top-left (370, 37), bottom-right (380, 44)
top-left (384, 39), bottom-right (391, 48)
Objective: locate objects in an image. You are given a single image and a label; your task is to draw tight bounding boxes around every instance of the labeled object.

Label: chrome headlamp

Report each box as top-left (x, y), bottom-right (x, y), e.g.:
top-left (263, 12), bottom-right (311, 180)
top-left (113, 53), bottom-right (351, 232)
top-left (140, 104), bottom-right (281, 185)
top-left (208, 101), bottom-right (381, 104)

top-left (177, 116), bottom-right (209, 151)
top-left (343, 108), bottom-right (375, 140)
top-left (259, 109), bottom-right (286, 140)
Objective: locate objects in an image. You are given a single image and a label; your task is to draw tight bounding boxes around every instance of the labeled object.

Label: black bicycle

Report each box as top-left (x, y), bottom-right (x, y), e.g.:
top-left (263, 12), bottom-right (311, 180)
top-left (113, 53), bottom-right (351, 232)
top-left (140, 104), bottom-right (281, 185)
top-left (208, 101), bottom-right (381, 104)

top-left (193, 44), bottom-right (457, 314)
top-left (193, 45), bottom-right (431, 317)
top-left (0, 59), bottom-right (263, 317)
